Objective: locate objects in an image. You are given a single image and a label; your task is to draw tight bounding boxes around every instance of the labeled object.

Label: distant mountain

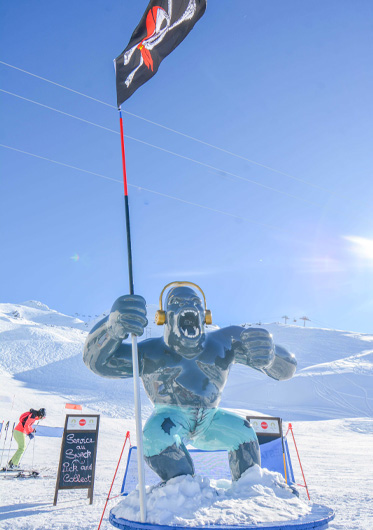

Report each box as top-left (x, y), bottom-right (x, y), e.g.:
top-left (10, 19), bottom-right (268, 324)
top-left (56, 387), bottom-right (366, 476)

top-left (0, 302), bottom-right (372, 421)
top-left (222, 324), bottom-right (373, 420)
top-left (0, 301), bottom-right (87, 375)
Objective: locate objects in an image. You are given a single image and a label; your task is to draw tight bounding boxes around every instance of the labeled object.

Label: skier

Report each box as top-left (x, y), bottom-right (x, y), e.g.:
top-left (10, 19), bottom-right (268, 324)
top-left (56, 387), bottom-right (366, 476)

top-left (84, 283), bottom-right (297, 482)
top-left (7, 408), bottom-right (46, 469)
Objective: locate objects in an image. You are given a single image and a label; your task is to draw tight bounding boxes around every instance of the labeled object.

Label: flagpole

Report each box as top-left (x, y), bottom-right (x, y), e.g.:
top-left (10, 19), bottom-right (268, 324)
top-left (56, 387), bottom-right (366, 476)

top-left (118, 108), bottom-right (147, 523)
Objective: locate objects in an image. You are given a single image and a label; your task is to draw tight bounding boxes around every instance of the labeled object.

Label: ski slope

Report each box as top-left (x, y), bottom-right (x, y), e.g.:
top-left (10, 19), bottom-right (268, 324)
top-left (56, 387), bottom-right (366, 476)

top-left (0, 301), bottom-right (372, 529)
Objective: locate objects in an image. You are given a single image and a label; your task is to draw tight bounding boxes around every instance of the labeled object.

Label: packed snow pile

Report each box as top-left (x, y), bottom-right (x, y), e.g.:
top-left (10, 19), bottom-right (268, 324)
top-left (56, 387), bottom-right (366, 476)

top-left (112, 466), bottom-right (311, 526)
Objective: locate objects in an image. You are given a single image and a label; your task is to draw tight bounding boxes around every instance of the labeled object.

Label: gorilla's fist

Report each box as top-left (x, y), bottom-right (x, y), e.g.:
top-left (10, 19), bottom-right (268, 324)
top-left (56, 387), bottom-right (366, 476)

top-left (239, 328), bottom-right (275, 369)
top-left (107, 295), bottom-right (148, 340)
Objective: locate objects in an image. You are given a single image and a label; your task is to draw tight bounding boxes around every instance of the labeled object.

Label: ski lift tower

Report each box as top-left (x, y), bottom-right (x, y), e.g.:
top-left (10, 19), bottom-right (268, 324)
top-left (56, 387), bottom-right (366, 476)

top-left (300, 316), bottom-right (311, 327)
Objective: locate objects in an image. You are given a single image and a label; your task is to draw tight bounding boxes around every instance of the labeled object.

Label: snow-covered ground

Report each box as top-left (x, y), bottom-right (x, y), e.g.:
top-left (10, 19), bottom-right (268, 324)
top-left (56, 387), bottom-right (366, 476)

top-left (0, 301), bottom-right (372, 529)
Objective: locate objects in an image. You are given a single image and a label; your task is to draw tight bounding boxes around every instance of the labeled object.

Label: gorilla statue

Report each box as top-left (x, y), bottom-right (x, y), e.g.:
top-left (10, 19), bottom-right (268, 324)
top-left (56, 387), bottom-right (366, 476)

top-left (83, 283), bottom-right (296, 483)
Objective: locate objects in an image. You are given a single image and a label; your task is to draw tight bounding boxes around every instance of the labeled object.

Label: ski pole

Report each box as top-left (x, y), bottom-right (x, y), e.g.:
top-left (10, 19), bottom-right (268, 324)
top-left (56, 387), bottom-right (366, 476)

top-left (31, 435), bottom-right (36, 469)
top-left (17, 437), bottom-right (33, 468)
top-left (18, 421), bottom-right (39, 469)
top-left (0, 421), bottom-right (4, 443)
top-left (5, 422), bottom-right (15, 468)
top-left (0, 421), bottom-right (10, 467)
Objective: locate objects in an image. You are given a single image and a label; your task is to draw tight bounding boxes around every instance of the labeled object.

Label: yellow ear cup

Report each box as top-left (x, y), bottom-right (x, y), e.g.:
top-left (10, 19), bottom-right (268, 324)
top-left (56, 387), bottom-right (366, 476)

top-left (204, 310), bottom-right (212, 325)
top-left (156, 281), bottom-right (213, 326)
top-left (155, 310), bottom-right (166, 325)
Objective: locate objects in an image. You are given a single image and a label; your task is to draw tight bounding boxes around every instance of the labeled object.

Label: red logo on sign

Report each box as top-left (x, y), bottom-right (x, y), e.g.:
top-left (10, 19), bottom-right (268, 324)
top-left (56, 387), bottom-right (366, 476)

top-left (261, 421), bottom-right (268, 429)
top-left (79, 419), bottom-right (86, 426)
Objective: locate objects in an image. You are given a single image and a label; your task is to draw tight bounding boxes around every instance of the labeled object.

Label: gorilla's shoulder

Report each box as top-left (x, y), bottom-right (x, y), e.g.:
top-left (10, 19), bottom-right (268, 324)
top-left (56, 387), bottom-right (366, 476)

top-left (138, 336), bottom-right (165, 353)
top-left (139, 336), bottom-right (164, 346)
top-left (210, 325), bottom-right (244, 340)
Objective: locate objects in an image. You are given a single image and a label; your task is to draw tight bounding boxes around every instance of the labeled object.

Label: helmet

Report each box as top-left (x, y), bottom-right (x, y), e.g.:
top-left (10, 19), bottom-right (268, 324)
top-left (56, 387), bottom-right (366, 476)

top-left (38, 408), bottom-right (46, 418)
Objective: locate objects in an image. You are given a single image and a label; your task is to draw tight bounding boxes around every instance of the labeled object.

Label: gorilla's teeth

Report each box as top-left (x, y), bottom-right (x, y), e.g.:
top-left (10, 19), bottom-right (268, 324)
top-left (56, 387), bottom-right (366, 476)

top-left (178, 308), bottom-right (201, 339)
top-left (182, 326), bottom-right (200, 338)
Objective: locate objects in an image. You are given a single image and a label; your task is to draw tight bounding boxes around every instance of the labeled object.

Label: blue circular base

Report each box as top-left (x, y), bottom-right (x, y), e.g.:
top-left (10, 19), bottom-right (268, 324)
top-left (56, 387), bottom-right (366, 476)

top-left (109, 503), bottom-right (334, 530)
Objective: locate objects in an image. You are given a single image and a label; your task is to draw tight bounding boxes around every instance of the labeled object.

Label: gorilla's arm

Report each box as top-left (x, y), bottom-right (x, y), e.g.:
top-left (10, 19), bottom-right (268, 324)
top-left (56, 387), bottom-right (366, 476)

top-left (83, 295), bottom-right (148, 379)
top-left (220, 326), bottom-right (297, 381)
top-left (83, 316), bottom-right (133, 378)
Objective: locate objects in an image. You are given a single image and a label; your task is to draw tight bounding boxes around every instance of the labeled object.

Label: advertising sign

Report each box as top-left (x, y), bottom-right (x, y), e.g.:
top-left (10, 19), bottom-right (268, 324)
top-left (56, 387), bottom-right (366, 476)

top-left (54, 414), bottom-right (100, 505)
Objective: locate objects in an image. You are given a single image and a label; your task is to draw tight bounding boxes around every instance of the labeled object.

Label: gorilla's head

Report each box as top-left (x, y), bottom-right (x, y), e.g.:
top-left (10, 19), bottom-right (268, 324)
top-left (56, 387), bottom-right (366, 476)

top-left (163, 286), bottom-right (206, 356)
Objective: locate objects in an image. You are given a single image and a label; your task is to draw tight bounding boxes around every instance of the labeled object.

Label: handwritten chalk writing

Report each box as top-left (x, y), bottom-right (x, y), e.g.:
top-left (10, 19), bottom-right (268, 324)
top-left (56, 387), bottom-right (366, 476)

top-left (56, 418), bottom-right (99, 497)
top-left (62, 462), bottom-right (79, 472)
top-left (65, 448), bottom-right (92, 460)
top-left (62, 473), bottom-right (92, 483)
top-left (58, 431), bottom-right (97, 488)
top-left (66, 434), bottom-right (94, 445)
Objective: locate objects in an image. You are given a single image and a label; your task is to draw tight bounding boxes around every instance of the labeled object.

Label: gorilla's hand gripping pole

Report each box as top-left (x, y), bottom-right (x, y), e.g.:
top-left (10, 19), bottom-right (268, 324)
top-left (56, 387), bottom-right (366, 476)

top-left (119, 109), bottom-right (147, 522)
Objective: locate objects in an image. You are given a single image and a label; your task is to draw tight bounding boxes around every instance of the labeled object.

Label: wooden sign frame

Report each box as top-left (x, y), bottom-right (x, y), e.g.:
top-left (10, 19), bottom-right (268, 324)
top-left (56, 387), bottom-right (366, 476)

top-left (54, 414), bottom-right (100, 505)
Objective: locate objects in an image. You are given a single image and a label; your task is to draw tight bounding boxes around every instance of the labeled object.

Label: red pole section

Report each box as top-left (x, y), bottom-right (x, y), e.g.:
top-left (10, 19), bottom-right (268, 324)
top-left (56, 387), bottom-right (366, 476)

top-left (288, 423), bottom-right (311, 500)
top-left (118, 109), bottom-right (134, 294)
top-left (119, 111), bottom-right (128, 196)
top-left (97, 431), bottom-right (130, 530)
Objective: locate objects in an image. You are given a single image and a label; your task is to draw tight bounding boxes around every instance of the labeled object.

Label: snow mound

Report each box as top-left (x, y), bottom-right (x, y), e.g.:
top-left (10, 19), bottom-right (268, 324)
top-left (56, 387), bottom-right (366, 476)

top-left (111, 466), bottom-right (311, 526)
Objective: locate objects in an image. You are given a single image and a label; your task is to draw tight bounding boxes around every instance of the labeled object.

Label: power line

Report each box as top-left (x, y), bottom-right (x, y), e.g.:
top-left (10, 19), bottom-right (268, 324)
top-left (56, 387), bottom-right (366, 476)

top-left (0, 144), bottom-right (120, 183)
top-left (0, 89), bottom-right (117, 134)
top-left (0, 88), bottom-right (319, 206)
top-left (0, 143), bottom-right (282, 231)
top-left (0, 60), bottom-right (116, 109)
top-left (0, 59), bottom-right (334, 194)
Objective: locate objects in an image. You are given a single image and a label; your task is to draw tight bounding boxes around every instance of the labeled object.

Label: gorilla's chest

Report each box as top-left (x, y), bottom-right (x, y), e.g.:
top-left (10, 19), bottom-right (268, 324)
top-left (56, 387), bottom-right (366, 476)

top-left (140, 338), bottom-right (234, 407)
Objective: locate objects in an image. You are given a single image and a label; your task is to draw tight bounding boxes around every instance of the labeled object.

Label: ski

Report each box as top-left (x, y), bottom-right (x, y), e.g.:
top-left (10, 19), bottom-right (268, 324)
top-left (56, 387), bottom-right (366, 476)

top-left (0, 467), bottom-right (25, 473)
top-left (1, 470), bottom-right (40, 479)
top-left (1, 467), bottom-right (38, 474)
top-left (15, 470), bottom-right (40, 479)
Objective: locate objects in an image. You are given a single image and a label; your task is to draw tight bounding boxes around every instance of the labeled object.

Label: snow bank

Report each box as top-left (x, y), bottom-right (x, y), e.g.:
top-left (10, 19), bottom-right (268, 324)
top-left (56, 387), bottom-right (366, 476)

top-left (111, 466), bottom-right (311, 526)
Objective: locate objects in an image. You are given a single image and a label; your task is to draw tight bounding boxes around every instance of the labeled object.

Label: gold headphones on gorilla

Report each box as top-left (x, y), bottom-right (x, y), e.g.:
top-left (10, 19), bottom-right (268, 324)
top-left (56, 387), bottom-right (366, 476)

top-left (155, 281), bottom-right (212, 326)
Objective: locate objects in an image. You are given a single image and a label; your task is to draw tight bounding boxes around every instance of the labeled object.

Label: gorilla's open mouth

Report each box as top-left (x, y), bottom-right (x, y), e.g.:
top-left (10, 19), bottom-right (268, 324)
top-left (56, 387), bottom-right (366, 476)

top-left (178, 309), bottom-right (200, 338)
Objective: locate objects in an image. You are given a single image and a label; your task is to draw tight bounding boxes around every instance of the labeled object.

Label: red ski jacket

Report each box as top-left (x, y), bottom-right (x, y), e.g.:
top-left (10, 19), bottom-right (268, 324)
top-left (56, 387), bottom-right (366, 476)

top-left (14, 411), bottom-right (38, 435)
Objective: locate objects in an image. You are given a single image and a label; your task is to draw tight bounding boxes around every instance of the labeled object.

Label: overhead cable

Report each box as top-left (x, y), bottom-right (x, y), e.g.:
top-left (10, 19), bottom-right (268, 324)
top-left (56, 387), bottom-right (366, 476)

top-left (0, 143), bottom-right (281, 231)
top-left (0, 59), bottom-right (333, 193)
top-left (0, 60), bottom-right (115, 109)
top-left (0, 88), bottom-right (318, 206)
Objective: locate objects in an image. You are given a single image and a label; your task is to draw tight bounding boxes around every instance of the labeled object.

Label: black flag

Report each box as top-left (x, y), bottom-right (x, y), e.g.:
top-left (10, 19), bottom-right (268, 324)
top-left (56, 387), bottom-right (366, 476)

top-left (115, 0), bottom-right (207, 107)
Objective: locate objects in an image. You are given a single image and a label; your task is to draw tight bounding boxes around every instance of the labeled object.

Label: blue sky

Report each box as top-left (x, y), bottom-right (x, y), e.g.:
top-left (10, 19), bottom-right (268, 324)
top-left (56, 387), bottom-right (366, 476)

top-left (1, 0), bottom-right (372, 333)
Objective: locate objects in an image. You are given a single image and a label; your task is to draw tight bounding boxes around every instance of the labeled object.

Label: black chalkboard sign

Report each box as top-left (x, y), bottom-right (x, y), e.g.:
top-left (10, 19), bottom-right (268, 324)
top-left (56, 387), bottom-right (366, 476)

top-left (54, 414), bottom-right (100, 505)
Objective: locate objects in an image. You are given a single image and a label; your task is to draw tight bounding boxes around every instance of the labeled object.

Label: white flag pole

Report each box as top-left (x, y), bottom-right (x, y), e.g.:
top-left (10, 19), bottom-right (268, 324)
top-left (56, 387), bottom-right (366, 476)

top-left (118, 108), bottom-right (147, 522)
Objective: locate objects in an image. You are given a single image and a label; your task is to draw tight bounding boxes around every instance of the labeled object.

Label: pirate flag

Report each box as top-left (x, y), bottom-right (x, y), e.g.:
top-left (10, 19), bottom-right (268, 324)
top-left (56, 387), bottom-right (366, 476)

top-left (114, 0), bottom-right (207, 107)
